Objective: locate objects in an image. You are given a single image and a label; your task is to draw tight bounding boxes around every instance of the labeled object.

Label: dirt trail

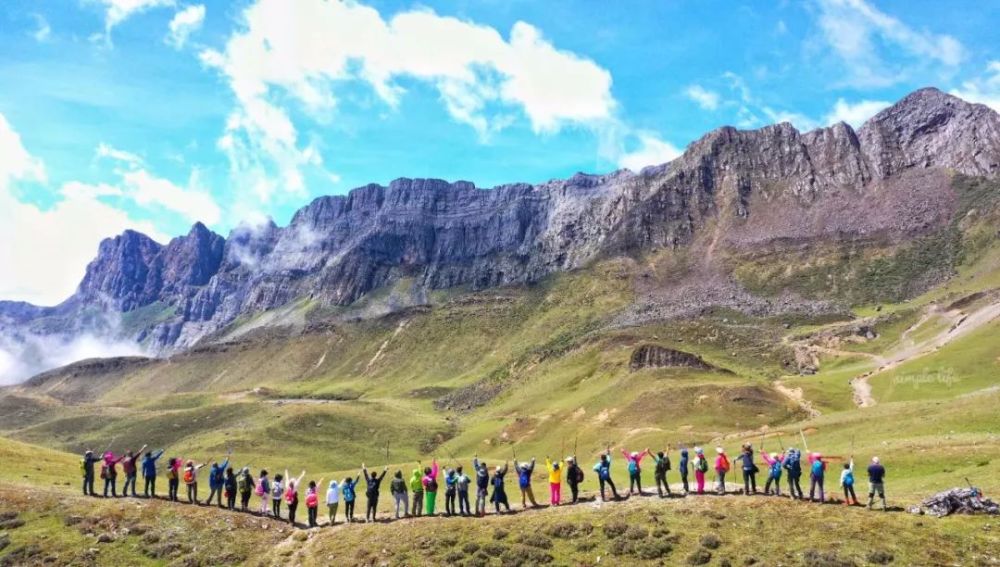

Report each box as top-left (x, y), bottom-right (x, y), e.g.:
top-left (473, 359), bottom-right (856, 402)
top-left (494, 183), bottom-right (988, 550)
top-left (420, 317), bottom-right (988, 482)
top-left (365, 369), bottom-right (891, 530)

top-left (774, 380), bottom-right (821, 418)
top-left (850, 299), bottom-right (1000, 408)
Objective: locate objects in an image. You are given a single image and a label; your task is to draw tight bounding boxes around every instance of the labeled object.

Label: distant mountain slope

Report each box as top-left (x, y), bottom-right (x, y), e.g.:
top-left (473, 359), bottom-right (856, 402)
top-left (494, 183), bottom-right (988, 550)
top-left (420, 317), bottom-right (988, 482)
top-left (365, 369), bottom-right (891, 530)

top-left (1, 87), bottom-right (998, 381)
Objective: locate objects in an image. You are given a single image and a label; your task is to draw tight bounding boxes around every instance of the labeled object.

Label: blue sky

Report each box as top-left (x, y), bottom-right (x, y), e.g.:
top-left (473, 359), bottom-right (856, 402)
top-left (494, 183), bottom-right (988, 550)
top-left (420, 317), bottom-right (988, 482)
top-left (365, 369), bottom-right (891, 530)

top-left (0, 0), bottom-right (997, 305)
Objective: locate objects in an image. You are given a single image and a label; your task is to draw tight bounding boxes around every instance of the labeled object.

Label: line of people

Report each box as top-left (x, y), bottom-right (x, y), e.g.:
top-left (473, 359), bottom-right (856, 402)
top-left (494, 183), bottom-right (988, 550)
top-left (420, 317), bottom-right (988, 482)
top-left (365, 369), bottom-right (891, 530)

top-left (78, 442), bottom-right (889, 529)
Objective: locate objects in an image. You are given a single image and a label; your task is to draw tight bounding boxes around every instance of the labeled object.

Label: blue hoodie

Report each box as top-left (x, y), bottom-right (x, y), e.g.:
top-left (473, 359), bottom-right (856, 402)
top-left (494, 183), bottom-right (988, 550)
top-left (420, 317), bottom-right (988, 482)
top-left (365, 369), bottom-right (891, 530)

top-left (679, 449), bottom-right (689, 474)
top-left (209, 458), bottom-right (229, 489)
top-left (141, 450), bottom-right (164, 478)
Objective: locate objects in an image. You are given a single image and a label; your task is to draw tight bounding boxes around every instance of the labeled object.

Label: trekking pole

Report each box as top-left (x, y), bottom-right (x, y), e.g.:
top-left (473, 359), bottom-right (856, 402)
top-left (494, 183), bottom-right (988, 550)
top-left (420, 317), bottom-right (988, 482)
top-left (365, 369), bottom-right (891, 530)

top-left (799, 430), bottom-right (809, 453)
top-left (103, 436), bottom-right (116, 453)
top-left (573, 434), bottom-right (579, 459)
top-left (777, 434), bottom-right (784, 451)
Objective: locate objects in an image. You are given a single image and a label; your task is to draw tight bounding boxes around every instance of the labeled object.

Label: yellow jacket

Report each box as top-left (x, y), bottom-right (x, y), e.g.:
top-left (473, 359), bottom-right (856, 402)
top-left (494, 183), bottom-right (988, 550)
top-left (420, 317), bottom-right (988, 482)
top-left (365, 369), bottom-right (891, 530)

top-left (545, 458), bottom-right (562, 484)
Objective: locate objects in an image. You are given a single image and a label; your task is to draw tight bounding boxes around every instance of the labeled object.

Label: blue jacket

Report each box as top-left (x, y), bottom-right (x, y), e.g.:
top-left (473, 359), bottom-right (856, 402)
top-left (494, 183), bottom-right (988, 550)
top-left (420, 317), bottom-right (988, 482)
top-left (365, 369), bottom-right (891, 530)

top-left (679, 450), bottom-right (689, 474)
top-left (141, 450), bottom-right (164, 478)
top-left (593, 457), bottom-right (612, 480)
top-left (783, 452), bottom-right (802, 477)
top-left (209, 458), bottom-right (229, 489)
top-left (515, 459), bottom-right (535, 488)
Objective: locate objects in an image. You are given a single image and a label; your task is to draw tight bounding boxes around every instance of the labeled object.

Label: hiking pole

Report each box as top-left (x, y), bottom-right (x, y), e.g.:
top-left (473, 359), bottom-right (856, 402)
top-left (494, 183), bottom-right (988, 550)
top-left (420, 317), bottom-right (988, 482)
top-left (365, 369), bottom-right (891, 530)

top-left (777, 434), bottom-right (784, 451)
top-left (573, 434), bottom-right (579, 459)
top-left (103, 436), bottom-right (117, 453)
top-left (799, 430), bottom-right (809, 453)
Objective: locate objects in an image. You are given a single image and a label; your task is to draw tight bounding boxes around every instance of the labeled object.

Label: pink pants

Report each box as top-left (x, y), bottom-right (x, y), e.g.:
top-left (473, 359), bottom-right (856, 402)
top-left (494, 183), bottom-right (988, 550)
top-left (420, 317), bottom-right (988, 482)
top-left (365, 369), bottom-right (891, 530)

top-left (550, 483), bottom-right (560, 505)
top-left (695, 470), bottom-right (705, 494)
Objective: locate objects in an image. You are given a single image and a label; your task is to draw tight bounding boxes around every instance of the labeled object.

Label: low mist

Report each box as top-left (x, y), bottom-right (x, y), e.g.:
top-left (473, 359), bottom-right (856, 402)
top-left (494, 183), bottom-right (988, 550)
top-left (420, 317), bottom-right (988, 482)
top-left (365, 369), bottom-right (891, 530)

top-left (0, 331), bottom-right (146, 386)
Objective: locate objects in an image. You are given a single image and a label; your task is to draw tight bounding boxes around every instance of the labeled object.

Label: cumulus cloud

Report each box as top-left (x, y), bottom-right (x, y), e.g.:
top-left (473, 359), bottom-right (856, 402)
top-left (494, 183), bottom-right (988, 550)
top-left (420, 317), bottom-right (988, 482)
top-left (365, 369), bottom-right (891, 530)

top-left (816, 0), bottom-right (965, 87)
top-left (200, 0), bottom-right (617, 203)
top-left (0, 113), bottom-right (167, 306)
top-left (950, 61), bottom-right (1000, 112)
top-left (684, 85), bottom-right (720, 110)
top-left (167, 4), bottom-right (205, 49)
top-left (617, 132), bottom-right (682, 171)
top-left (823, 98), bottom-right (891, 127)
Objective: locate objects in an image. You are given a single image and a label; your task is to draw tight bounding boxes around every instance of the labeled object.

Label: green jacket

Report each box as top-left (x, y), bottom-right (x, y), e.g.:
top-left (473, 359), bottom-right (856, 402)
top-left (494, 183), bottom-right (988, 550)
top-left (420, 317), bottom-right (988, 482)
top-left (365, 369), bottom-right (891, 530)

top-left (409, 470), bottom-right (423, 492)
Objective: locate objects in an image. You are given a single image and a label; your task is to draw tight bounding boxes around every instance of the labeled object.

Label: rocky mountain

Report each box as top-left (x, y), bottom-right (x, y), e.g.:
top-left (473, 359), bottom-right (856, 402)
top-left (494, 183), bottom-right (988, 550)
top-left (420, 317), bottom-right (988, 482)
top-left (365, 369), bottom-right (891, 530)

top-left (1, 87), bottom-right (998, 378)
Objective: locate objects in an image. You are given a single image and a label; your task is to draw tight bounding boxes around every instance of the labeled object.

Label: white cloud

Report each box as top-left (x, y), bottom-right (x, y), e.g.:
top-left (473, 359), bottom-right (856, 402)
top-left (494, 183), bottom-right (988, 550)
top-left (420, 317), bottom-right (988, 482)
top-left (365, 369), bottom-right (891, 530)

top-left (950, 61), bottom-right (1000, 112)
top-left (816, 0), bottom-right (965, 87)
top-left (0, 331), bottom-right (146, 386)
top-left (122, 169), bottom-right (221, 224)
top-left (201, 0), bottom-right (617, 203)
top-left (684, 85), bottom-right (720, 110)
top-left (0, 113), bottom-right (168, 305)
top-left (167, 4), bottom-right (205, 49)
top-left (96, 142), bottom-right (143, 168)
top-left (823, 98), bottom-right (891, 127)
top-left (93, 0), bottom-right (176, 42)
top-left (721, 72), bottom-right (819, 131)
top-left (617, 132), bottom-right (681, 171)
top-left (31, 14), bottom-right (51, 42)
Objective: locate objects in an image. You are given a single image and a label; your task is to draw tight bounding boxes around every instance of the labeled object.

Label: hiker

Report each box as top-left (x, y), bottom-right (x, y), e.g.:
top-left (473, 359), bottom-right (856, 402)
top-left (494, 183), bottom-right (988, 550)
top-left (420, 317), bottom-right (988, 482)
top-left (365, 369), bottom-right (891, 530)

top-left (238, 468), bottom-right (255, 511)
top-left (490, 462), bottom-right (511, 514)
top-left (422, 459), bottom-right (440, 516)
top-left (183, 460), bottom-right (206, 504)
top-left (678, 448), bottom-right (690, 494)
top-left (390, 471), bottom-right (408, 519)
top-left (736, 443), bottom-right (758, 495)
top-left (692, 447), bottom-right (708, 494)
top-left (808, 452), bottom-right (827, 503)
top-left (544, 457), bottom-right (562, 506)
top-left (101, 451), bottom-right (125, 497)
top-left (409, 468), bottom-right (424, 517)
top-left (456, 466), bottom-right (472, 516)
top-left (514, 457), bottom-right (539, 509)
top-left (565, 456), bottom-right (583, 503)
top-left (653, 450), bottom-right (672, 497)
top-left (207, 455), bottom-right (231, 508)
top-left (867, 457), bottom-right (887, 511)
top-left (622, 448), bottom-right (651, 495)
top-left (284, 469), bottom-right (307, 526)
top-left (840, 458), bottom-right (857, 506)
top-left (306, 480), bottom-right (321, 527)
top-left (256, 470), bottom-right (271, 515)
top-left (141, 448), bottom-right (164, 498)
top-left (326, 479), bottom-right (341, 525)
top-left (714, 447), bottom-right (731, 495)
top-left (362, 464), bottom-right (387, 522)
top-left (166, 457), bottom-right (182, 501)
top-left (224, 467), bottom-right (237, 510)
top-left (783, 448), bottom-right (804, 499)
top-left (81, 450), bottom-right (101, 497)
top-left (473, 456), bottom-right (489, 516)
top-left (761, 449), bottom-right (783, 496)
top-left (444, 468), bottom-right (458, 516)
top-left (121, 445), bottom-right (146, 497)
top-left (342, 473), bottom-right (360, 523)
top-left (593, 451), bottom-right (620, 501)
top-left (271, 473), bottom-right (285, 518)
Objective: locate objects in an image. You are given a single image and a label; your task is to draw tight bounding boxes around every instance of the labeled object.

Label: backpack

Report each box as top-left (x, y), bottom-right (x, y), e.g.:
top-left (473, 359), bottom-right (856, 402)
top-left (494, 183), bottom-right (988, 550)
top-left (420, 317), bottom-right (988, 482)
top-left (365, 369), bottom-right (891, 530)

top-left (237, 474), bottom-right (248, 493)
top-left (183, 468), bottom-right (194, 484)
top-left (770, 461), bottom-right (782, 477)
top-left (719, 455), bottom-right (730, 473)
top-left (213, 467), bottom-right (225, 485)
top-left (257, 478), bottom-right (269, 496)
top-left (627, 460), bottom-right (638, 474)
top-left (80, 459), bottom-right (87, 478)
top-left (272, 481), bottom-right (284, 499)
top-left (306, 491), bottom-right (318, 508)
top-left (342, 483), bottom-right (355, 501)
top-left (427, 478), bottom-right (439, 492)
top-left (656, 458), bottom-right (670, 475)
top-left (573, 467), bottom-right (585, 483)
top-left (285, 487), bottom-right (297, 504)
top-left (811, 460), bottom-right (824, 477)
top-left (696, 458), bottom-right (708, 473)
top-left (843, 470), bottom-right (854, 486)
top-left (100, 464), bottom-right (109, 480)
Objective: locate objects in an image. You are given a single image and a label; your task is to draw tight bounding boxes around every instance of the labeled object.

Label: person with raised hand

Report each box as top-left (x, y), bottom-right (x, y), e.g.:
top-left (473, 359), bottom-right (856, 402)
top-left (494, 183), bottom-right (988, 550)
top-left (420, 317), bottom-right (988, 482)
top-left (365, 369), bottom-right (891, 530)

top-left (622, 447), bottom-right (651, 496)
top-left (472, 455), bottom-right (489, 516)
top-left (490, 461), bottom-right (511, 514)
top-left (183, 459), bottom-right (207, 504)
top-left (564, 456), bottom-right (583, 504)
top-left (284, 469), bottom-right (307, 526)
top-left (544, 456), bottom-right (562, 506)
top-left (514, 456), bottom-right (539, 509)
top-left (421, 459), bottom-right (440, 516)
top-left (141, 448), bottom-right (164, 498)
top-left (390, 470), bottom-right (408, 519)
top-left (456, 465), bottom-right (472, 516)
top-left (593, 448), bottom-right (620, 501)
top-left (409, 467), bottom-right (424, 517)
top-left (121, 444), bottom-right (147, 497)
top-left (207, 452), bottom-right (231, 508)
top-left (362, 463), bottom-right (388, 523)
top-left (653, 449), bottom-right (672, 497)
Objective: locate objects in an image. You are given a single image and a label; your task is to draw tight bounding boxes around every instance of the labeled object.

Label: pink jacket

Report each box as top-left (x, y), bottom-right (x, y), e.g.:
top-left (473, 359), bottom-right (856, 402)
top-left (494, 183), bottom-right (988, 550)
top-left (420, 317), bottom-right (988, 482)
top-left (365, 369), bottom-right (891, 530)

top-left (621, 449), bottom-right (649, 467)
top-left (761, 451), bottom-right (784, 466)
top-left (422, 461), bottom-right (439, 490)
top-left (714, 454), bottom-right (730, 473)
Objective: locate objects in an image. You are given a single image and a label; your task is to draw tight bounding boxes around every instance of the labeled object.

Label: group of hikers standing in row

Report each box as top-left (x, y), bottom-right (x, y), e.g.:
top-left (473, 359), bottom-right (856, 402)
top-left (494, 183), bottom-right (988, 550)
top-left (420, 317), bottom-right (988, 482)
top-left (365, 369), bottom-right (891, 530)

top-left (79, 441), bottom-right (889, 528)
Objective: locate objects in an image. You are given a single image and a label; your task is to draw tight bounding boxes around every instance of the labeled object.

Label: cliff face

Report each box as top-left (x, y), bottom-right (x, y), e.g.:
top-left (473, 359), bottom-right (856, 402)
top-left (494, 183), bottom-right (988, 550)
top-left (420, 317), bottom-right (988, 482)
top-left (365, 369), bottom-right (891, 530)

top-left (2, 88), bottom-right (998, 360)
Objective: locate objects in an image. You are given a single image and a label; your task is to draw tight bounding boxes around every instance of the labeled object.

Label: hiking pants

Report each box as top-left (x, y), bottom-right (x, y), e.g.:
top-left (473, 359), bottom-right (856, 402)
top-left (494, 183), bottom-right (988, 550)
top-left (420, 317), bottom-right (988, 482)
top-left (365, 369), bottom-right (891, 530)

top-left (743, 470), bottom-right (757, 494)
top-left (521, 486), bottom-right (538, 508)
top-left (810, 476), bottom-right (825, 502)
top-left (327, 502), bottom-right (339, 524)
top-left (549, 482), bottom-right (561, 505)
top-left (843, 484), bottom-right (857, 503)
top-left (411, 489), bottom-right (423, 516)
top-left (272, 498), bottom-right (282, 518)
top-left (424, 491), bottom-right (437, 515)
top-left (104, 477), bottom-right (117, 497)
top-left (716, 471), bottom-right (726, 494)
top-left (568, 481), bottom-right (579, 503)
top-left (123, 473), bottom-right (137, 496)
top-left (655, 473), bottom-right (670, 497)
top-left (83, 474), bottom-right (95, 496)
top-left (599, 477), bottom-right (619, 500)
top-left (344, 500), bottom-right (355, 522)
top-left (240, 491), bottom-right (252, 511)
top-left (629, 471), bottom-right (642, 494)
top-left (288, 501), bottom-right (298, 525)
top-left (393, 492), bottom-right (408, 518)
top-left (764, 475), bottom-right (781, 496)
top-left (308, 506), bottom-right (318, 527)
top-left (787, 475), bottom-right (803, 499)
top-left (695, 470), bottom-right (705, 494)
top-left (144, 476), bottom-right (156, 497)
top-left (208, 486), bottom-right (223, 507)
top-left (366, 496), bottom-right (378, 521)
top-left (227, 491), bottom-right (236, 510)
top-left (187, 482), bottom-right (198, 503)
top-left (445, 490), bottom-right (456, 516)
top-left (259, 495), bottom-right (270, 515)
top-left (680, 470), bottom-right (689, 493)
top-left (459, 490), bottom-right (471, 515)
top-left (868, 482), bottom-right (886, 509)
top-left (476, 488), bottom-right (488, 515)
top-left (168, 478), bottom-right (179, 501)
top-left (493, 494), bottom-right (510, 513)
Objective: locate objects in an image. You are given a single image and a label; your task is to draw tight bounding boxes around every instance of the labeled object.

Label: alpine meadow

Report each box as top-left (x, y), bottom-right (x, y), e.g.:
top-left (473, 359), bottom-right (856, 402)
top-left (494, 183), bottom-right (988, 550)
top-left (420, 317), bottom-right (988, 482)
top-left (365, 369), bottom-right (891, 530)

top-left (0, 1), bottom-right (999, 566)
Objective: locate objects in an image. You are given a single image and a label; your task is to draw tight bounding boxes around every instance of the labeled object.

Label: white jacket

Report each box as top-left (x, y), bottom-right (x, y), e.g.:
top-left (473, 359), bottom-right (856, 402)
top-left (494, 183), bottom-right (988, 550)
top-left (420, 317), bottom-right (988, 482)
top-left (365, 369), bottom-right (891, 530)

top-left (326, 481), bottom-right (340, 504)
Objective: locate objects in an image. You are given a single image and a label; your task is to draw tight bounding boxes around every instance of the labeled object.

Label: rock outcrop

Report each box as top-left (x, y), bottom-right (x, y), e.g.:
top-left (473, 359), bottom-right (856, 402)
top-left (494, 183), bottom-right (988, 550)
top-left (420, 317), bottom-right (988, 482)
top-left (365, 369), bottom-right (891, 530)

top-left (629, 344), bottom-right (721, 372)
top-left (1, 88), bottom-right (998, 368)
